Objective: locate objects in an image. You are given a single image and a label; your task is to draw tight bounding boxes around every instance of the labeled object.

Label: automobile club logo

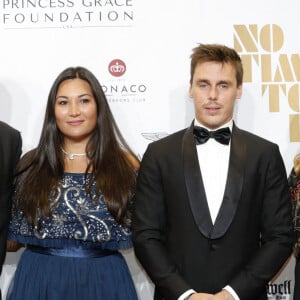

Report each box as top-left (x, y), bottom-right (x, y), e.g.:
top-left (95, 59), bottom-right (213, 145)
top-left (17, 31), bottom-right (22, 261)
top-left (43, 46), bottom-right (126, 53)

top-left (108, 59), bottom-right (126, 77)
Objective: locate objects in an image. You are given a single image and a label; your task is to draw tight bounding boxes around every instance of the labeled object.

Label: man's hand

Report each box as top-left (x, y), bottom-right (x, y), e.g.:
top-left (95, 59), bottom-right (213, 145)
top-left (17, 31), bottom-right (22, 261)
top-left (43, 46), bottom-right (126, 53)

top-left (189, 293), bottom-right (214, 300)
top-left (214, 290), bottom-right (235, 300)
top-left (188, 290), bottom-right (235, 300)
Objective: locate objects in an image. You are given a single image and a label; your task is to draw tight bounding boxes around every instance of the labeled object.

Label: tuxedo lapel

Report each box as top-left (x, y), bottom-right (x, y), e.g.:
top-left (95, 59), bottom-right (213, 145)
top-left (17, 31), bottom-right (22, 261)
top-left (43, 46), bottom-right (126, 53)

top-left (182, 122), bottom-right (246, 239)
top-left (211, 124), bottom-right (246, 239)
top-left (182, 123), bottom-right (213, 238)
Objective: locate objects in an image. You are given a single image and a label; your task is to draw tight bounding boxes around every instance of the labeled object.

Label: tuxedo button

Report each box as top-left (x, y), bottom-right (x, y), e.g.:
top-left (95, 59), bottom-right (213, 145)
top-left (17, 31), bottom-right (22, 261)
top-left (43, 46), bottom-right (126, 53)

top-left (210, 243), bottom-right (218, 251)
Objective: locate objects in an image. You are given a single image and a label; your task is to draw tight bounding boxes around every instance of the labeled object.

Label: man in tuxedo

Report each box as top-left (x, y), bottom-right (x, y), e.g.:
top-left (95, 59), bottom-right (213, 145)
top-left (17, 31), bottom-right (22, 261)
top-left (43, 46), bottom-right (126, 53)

top-left (132, 44), bottom-right (294, 300)
top-left (0, 121), bottom-right (21, 299)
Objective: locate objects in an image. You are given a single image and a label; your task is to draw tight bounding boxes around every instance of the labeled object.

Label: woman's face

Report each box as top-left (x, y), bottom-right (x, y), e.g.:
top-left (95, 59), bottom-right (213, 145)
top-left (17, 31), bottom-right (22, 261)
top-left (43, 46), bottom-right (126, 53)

top-left (55, 78), bottom-right (97, 145)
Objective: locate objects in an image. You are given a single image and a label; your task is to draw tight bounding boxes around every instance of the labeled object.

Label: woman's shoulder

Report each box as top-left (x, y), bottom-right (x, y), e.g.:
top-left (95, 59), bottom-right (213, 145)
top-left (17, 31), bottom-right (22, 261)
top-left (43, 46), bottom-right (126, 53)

top-left (20, 148), bottom-right (37, 160)
top-left (125, 152), bottom-right (140, 170)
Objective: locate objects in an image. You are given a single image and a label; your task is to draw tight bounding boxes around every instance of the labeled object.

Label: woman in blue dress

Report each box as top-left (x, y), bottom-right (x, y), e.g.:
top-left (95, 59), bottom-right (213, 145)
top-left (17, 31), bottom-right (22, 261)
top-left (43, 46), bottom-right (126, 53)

top-left (7, 66), bottom-right (139, 300)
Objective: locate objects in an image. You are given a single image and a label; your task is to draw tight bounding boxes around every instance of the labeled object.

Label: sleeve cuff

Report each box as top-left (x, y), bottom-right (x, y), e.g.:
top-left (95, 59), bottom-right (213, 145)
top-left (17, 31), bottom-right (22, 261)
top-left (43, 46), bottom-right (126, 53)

top-left (178, 289), bottom-right (196, 300)
top-left (224, 285), bottom-right (240, 300)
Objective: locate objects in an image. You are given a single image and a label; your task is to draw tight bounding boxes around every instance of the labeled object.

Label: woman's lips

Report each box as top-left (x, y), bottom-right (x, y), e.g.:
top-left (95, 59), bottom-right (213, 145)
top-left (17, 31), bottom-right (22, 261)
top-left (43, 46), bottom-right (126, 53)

top-left (67, 120), bottom-right (84, 126)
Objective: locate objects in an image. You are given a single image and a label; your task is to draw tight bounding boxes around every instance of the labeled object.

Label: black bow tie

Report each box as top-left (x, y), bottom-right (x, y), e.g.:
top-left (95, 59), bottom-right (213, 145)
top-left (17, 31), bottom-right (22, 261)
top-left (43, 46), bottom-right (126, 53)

top-left (193, 126), bottom-right (231, 145)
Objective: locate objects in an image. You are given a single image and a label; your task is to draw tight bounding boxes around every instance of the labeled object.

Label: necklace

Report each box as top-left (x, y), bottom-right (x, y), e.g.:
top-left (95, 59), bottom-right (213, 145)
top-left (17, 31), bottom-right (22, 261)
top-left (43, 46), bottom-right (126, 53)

top-left (61, 148), bottom-right (87, 160)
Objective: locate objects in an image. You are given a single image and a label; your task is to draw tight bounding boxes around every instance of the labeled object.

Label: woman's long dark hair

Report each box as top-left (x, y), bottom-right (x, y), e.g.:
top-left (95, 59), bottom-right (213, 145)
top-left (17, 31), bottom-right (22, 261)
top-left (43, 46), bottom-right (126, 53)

top-left (16, 66), bottom-right (138, 226)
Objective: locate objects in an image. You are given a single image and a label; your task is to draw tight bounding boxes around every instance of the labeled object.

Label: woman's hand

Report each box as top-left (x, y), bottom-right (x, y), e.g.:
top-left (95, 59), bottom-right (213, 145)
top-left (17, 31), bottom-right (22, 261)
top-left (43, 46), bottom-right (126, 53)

top-left (6, 240), bottom-right (23, 252)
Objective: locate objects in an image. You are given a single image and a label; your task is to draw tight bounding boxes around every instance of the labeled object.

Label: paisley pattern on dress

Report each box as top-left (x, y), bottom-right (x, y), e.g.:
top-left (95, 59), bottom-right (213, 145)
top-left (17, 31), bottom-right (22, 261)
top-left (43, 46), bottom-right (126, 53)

top-left (8, 173), bottom-right (132, 250)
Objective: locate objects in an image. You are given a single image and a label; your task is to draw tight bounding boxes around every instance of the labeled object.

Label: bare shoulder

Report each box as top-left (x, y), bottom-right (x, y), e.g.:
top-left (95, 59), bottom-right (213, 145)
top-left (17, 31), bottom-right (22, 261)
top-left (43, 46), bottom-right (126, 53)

top-left (125, 152), bottom-right (140, 170)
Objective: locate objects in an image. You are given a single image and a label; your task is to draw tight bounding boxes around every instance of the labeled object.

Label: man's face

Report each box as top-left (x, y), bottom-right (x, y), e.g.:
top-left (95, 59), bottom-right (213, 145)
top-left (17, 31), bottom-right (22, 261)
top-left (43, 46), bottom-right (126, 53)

top-left (189, 61), bottom-right (242, 129)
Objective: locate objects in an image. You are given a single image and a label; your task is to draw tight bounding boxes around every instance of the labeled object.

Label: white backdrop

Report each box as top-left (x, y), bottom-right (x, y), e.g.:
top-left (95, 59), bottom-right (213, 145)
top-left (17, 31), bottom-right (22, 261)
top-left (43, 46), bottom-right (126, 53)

top-left (0, 0), bottom-right (299, 299)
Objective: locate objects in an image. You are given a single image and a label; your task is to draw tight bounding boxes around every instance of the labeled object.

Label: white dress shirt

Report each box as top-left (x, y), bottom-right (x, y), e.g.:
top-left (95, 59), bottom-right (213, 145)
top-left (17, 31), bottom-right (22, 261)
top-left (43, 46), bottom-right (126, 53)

top-left (178, 119), bottom-right (240, 300)
top-left (195, 119), bottom-right (231, 223)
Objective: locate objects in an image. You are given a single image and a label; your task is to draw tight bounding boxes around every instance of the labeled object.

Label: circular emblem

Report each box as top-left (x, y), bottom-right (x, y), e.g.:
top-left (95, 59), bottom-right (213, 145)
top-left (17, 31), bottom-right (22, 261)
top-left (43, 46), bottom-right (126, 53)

top-left (108, 59), bottom-right (126, 77)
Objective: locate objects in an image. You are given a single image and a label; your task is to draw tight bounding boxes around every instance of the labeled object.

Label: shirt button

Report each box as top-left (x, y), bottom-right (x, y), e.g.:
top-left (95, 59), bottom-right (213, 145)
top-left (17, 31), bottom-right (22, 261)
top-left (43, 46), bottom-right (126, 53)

top-left (210, 243), bottom-right (218, 251)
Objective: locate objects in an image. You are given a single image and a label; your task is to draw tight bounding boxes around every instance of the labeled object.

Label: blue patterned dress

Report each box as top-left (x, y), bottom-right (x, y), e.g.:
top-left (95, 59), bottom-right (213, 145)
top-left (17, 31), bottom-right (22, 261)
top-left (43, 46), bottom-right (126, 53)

top-left (7, 173), bottom-right (138, 300)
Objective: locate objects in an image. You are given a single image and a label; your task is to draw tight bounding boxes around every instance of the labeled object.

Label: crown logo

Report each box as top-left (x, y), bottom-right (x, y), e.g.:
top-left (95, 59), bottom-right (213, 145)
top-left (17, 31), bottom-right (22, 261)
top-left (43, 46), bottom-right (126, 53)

top-left (108, 59), bottom-right (126, 77)
top-left (110, 62), bottom-right (125, 73)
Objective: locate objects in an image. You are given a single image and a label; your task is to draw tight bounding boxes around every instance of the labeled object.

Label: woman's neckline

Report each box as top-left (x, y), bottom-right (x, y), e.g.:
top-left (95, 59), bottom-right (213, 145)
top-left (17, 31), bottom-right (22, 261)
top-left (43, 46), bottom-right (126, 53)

top-left (63, 172), bottom-right (92, 175)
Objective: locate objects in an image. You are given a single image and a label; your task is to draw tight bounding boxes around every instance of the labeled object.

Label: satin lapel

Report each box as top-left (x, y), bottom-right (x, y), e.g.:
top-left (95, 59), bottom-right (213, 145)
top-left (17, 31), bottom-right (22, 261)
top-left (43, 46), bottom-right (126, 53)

top-left (211, 124), bottom-right (246, 239)
top-left (182, 123), bottom-right (213, 238)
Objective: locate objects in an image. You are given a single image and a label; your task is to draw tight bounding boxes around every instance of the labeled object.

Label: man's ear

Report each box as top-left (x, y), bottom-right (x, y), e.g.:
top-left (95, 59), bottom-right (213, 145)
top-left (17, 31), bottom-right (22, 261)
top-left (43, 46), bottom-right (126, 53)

top-left (189, 86), bottom-right (193, 98)
top-left (236, 84), bottom-right (243, 99)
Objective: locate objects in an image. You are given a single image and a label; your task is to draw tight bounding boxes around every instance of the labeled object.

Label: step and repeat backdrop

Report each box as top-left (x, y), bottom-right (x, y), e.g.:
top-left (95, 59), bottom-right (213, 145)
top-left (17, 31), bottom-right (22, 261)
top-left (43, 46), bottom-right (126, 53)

top-left (0, 0), bottom-right (299, 299)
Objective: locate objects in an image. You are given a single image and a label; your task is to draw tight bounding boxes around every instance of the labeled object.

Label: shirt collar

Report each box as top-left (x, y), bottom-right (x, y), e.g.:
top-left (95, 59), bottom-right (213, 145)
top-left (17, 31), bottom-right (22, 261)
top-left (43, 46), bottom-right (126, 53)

top-left (194, 119), bottom-right (233, 132)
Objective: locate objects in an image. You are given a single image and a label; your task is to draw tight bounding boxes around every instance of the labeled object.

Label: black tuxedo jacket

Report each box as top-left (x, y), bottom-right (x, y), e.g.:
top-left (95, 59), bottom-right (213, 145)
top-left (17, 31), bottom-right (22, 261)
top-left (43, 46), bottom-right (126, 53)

top-left (132, 122), bottom-right (294, 300)
top-left (0, 121), bottom-right (21, 274)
